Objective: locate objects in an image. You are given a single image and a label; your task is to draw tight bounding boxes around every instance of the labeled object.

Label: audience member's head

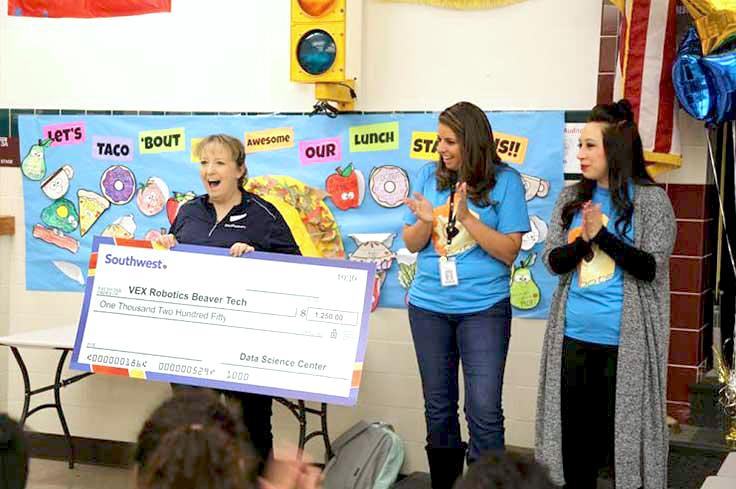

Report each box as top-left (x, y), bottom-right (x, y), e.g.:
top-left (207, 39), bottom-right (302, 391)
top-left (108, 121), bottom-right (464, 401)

top-left (137, 423), bottom-right (257, 489)
top-left (135, 389), bottom-right (249, 469)
top-left (0, 414), bottom-right (29, 489)
top-left (454, 452), bottom-right (555, 489)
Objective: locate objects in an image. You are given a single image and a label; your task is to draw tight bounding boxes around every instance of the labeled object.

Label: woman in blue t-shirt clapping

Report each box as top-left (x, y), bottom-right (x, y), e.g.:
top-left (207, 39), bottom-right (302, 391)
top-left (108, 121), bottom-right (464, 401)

top-left (535, 100), bottom-right (676, 489)
top-left (403, 101), bottom-right (530, 489)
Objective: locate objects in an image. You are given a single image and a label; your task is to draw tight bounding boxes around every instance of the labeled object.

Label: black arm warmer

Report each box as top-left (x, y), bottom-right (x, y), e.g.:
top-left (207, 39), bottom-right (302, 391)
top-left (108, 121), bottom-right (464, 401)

top-left (592, 226), bottom-right (657, 282)
top-left (548, 237), bottom-right (592, 274)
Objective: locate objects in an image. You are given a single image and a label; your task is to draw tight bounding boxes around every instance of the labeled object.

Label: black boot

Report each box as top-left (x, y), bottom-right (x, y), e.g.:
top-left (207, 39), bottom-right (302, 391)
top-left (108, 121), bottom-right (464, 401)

top-left (426, 443), bottom-right (467, 489)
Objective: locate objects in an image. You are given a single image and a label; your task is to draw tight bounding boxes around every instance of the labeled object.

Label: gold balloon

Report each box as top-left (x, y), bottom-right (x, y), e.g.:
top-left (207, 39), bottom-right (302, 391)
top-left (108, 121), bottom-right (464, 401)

top-left (682, 1), bottom-right (736, 54)
top-left (713, 345), bottom-right (736, 447)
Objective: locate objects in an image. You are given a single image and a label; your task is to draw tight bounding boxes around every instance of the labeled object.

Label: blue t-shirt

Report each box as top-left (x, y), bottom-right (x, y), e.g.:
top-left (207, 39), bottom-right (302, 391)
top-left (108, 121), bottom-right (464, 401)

top-left (565, 185), bottom-right (634, 345)
top-left (403, 163), bottom-right (530, 314)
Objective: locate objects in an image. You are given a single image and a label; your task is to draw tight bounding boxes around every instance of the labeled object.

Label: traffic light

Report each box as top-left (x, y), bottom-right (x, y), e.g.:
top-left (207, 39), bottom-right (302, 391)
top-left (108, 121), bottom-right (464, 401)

top-left (291, 0), bottom-right (346, 83)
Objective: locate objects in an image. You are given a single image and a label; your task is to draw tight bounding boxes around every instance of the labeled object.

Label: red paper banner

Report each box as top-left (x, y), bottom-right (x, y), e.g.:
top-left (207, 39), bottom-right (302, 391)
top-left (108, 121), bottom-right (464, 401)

top-left (9, 1), bottom-right (171, 18)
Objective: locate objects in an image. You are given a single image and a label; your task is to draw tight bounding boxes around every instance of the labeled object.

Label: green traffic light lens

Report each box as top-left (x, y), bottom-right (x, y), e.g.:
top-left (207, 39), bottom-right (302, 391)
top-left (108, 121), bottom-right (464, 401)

top-left (296, 29), bottom-right (337, 76)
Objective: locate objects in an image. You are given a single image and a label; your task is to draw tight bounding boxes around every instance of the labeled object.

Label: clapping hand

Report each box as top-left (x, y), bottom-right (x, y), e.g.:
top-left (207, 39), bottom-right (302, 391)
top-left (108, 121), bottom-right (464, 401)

top-left (582, 201), bottom-right (603, 241)
top-left (404, 192), bottom-right (433, 223)
top-left (454, 182), bottom-right (469, 223)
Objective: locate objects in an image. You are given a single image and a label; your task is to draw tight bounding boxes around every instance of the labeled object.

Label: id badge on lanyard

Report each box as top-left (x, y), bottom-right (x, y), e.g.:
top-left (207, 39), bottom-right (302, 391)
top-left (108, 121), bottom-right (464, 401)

top-left (439, 256), bottom-right (459, 287)
top-left (439, 183), bottom-right (460, 287)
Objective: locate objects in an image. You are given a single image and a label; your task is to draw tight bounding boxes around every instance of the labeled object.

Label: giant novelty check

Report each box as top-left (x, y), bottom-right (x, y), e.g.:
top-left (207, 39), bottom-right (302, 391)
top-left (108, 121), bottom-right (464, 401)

top-left (71, 237), bottom-right (376, 405)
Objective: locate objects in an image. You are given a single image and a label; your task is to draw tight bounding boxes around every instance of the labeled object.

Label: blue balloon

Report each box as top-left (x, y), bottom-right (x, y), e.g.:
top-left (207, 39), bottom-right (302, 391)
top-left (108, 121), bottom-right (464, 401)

top-left (703, 47), bottom-right (736, 123)
top-left (673, 27), bottom-right (736, 124)
top-left (673, 28), bottom-right (712, 121)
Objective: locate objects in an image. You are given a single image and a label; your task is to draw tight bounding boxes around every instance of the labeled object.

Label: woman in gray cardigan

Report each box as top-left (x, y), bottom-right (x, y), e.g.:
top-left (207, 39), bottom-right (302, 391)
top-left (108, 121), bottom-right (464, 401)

top-left (535, 100), bottom-right (676, 489)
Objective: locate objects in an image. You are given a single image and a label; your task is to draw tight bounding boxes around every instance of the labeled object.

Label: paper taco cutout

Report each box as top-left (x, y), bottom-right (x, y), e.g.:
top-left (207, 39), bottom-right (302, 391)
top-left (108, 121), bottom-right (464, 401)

top-left (246, 175), bottom-right (344, 259)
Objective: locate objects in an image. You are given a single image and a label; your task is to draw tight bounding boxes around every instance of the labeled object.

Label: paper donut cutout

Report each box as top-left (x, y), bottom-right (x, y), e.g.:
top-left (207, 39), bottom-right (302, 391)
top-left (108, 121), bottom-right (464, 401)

top-left (369, 165), bottom-right (409, 208)
top-left (101, 165), bottom-right (137, 205)
top-left (136, 177), bottom-right (170, 216)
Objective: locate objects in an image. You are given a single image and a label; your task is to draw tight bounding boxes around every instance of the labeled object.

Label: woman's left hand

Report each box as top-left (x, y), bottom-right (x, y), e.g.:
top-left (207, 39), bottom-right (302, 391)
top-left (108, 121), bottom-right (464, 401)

top-left (455, 182), bottom-right (470, 223)
top-left (230, 242), bottom-right (255, 257)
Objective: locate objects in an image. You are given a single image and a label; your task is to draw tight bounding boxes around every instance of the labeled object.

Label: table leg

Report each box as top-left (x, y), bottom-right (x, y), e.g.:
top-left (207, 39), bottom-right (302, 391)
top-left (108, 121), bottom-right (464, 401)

top-left (301, 403), bottom-right (333, 462)
top-left (8, 346), bottom-right (93, 470)
top-left (297, 400), bottom-right (308, 450)
top-left (319, 403), bottom-right (333, 460)
top-left (10, 347), bottom-right (32, 427)
top-left (53, 349), bottom-right (75, 469)
top-left (274, 398), bottom-right (333, 462)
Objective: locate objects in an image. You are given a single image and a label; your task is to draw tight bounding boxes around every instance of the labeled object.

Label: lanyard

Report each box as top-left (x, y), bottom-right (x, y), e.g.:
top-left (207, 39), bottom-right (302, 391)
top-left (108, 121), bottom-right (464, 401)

top-left (446, 183), bottom-right (459, 246)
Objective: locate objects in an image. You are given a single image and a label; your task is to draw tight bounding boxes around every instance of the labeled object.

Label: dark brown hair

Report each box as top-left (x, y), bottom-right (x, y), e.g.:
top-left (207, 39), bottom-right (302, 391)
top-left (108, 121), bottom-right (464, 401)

top-left (454, 452), bottom-right (555, 489)
top-left (436, 101), bottom-right (505, 207)
top-left (137, 424), bottom-right (257, 489)
top-left (561, 99), bottom-right (654, 238)
top-left (134, 389), bottom-right (248, 470)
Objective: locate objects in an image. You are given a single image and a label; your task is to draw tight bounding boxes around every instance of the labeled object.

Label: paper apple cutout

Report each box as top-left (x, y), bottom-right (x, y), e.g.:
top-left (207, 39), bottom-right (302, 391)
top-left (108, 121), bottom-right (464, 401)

top-left (325, 163), bottom-right (365, 211)
top-left (166, 191), bottom-right (196, 224)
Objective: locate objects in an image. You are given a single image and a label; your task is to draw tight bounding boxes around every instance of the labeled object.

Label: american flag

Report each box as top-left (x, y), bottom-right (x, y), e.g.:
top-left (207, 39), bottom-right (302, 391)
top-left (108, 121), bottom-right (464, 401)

top-left (611, 0), bottom-right (682, 176)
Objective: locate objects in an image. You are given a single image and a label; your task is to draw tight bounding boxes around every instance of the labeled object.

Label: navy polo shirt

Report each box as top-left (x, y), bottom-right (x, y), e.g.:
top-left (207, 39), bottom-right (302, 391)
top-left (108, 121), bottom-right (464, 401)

top-left (170, 191), bottom-right (300, 255)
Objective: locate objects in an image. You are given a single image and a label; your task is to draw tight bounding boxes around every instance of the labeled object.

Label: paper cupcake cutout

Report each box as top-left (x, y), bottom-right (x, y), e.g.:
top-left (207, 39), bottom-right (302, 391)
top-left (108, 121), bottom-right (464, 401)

top-left (101, 214), bottom-right (137, 239)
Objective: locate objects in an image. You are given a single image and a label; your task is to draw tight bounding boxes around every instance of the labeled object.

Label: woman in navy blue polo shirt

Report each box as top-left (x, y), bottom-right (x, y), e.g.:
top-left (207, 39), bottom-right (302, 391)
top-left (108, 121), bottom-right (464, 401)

top-left (154, 134), bottom-right (300, 465)
top-left (403, 102), bottom-right (529, 489)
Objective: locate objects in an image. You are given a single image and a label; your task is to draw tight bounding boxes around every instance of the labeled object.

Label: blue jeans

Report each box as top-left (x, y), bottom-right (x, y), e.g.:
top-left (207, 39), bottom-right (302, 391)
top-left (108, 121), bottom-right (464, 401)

top-left (408, 298), bottom-right (511, 463)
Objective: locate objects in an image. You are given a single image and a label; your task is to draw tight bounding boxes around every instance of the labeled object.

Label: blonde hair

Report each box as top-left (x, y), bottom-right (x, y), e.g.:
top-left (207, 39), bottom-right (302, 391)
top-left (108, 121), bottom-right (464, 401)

top-left (195, 134), bottom-right (247, 188)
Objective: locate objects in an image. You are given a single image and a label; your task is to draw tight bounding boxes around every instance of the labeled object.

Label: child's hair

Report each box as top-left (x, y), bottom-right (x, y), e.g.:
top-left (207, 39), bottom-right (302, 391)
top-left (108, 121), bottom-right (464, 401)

top-left (0, 414), bottom-right (29, 489)
top-left (454, 452), bottom-right (555, 489)
top-left (137, 424), bottom-right (258, 489)
top-left (135, 389), bottom-right (249, 469)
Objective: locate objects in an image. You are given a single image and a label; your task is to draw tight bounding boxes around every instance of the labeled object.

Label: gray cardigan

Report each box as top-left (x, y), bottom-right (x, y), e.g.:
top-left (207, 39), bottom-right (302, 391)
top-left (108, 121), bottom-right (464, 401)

top-left (535, 184), bottom-right (676, 489)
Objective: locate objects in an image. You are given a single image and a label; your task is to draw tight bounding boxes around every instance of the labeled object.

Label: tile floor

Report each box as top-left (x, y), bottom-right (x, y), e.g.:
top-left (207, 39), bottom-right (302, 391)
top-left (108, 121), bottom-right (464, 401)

top-left (26, 459), bottom-right (135, 489)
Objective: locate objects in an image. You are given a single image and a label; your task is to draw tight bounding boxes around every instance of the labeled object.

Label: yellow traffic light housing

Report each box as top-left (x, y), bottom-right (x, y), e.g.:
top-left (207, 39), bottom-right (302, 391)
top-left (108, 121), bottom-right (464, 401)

top-left (291, 0), bottom-right (346, 83)
top-left (315, 79), bottom-right (356, 112)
